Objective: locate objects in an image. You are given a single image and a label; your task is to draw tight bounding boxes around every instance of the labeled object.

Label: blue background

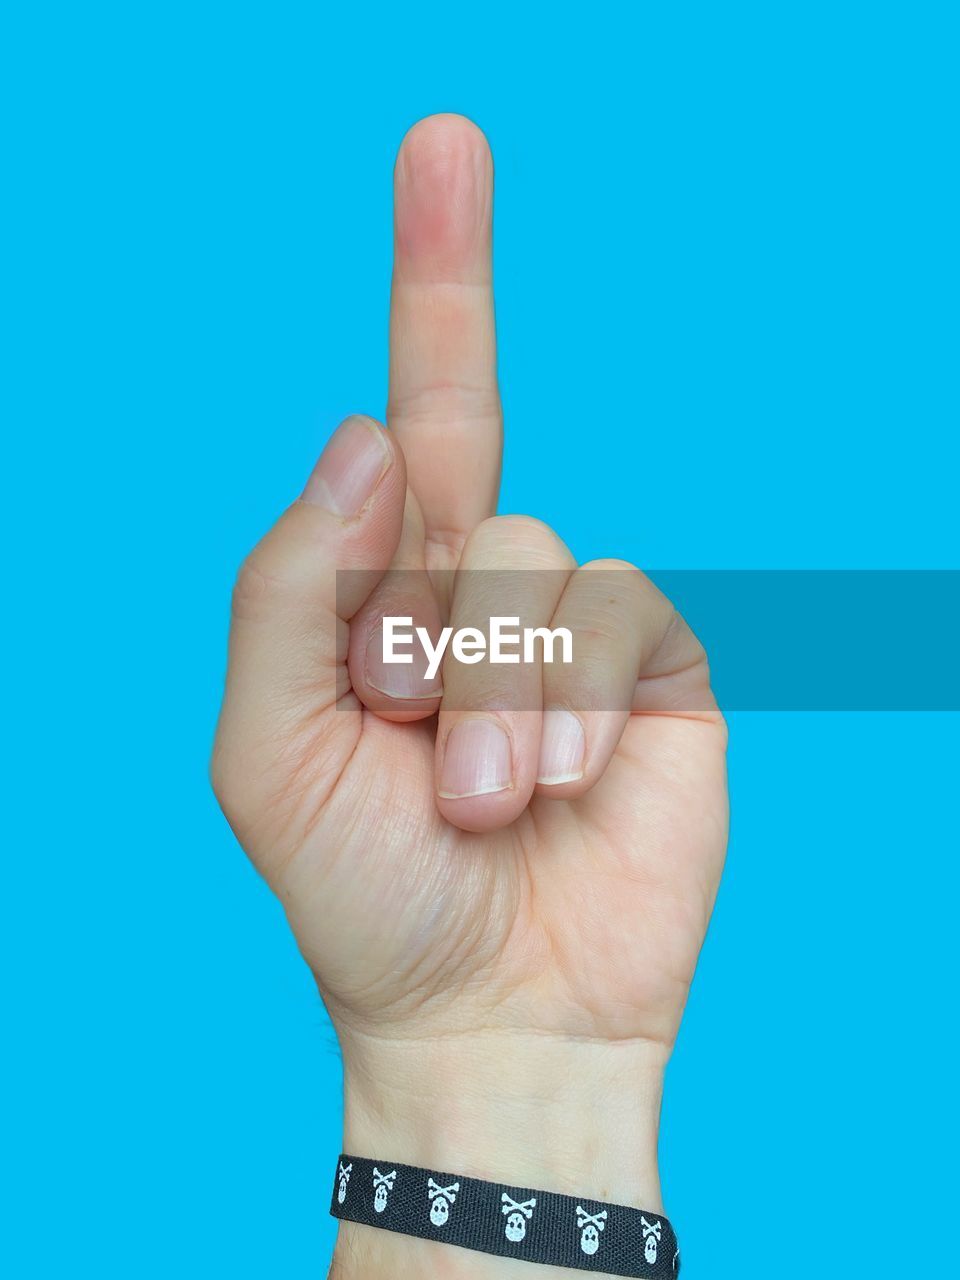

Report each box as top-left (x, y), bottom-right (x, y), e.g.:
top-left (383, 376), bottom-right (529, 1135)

top-left (3, 2), bottom-right (957, 1276)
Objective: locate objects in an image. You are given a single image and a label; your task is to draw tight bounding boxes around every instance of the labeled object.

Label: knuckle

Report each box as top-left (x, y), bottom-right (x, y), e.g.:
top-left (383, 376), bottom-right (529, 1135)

top-left (580, 559), bottom-right (657, 598)
top-left (579, 559), bottom-right (671, 618)
top-left (230, 554), bottom-right (293, 623)
top-left (491, 514), bottom-right (555, 542)
top-left (209, 738), bottom-right (244, 828)
top-left (210, 730), bottom-right (265, 844)
top-left (209, 741), bottom-right (230, 808)
top-left (388, 383), bottom-right (501, 427)
top-left (468, 514), bottom-right (566, 564)
top-left (663, 609), bottom-right (709, 666)
top-left (231, 559), bottom-right (268, 617)
top-left (581, 557), bottom-right (643, 576)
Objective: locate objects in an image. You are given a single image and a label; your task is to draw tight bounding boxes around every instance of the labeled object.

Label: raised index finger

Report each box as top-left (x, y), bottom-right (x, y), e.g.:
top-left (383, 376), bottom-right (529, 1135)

top-left (388, 114), bottom-right (501, 570)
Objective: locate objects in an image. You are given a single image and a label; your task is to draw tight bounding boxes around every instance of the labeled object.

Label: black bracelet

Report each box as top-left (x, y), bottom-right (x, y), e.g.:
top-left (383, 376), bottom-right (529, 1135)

top-left (330, 1154), bottom-right (680, 1276)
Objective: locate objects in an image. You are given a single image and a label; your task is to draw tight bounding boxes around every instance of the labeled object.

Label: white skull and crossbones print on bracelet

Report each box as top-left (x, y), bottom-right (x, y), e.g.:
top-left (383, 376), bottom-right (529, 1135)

top-left (330, 1154), bottom-right (680, 1276)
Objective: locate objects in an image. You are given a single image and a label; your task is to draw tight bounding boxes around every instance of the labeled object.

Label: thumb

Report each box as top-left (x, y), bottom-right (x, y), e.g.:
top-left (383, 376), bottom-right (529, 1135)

top-left (212, 415), bottom-right (407, 847)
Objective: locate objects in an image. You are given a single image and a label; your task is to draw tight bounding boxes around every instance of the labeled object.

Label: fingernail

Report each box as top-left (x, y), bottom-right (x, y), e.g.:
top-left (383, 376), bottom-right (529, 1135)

top-left (537, 709), bottom-right (585, 785)
top-left (439, 718), bottom-right (512, 799)
top-left (301, 417), bottom-right (391, 517)
top-left (365, 626), bottom-right (443, 700)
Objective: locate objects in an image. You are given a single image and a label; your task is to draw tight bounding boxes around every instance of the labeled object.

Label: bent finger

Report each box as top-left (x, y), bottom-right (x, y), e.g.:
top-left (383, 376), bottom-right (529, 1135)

top-left (435, 516), bottom-right (574, 832)
top-left (535, 562), bottom-right (677, 799)
top-left (347, 488), bottom-right (446, 722)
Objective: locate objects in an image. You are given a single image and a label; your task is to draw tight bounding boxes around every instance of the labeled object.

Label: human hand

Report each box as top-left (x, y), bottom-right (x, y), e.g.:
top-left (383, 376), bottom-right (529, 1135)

top-left (212, 114), bottom-right (728, 1279)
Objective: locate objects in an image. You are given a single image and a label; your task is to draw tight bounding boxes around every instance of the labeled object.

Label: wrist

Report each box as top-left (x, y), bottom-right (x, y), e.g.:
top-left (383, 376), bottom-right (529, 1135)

top-left (332, 1027), bottom-right (667, 1279)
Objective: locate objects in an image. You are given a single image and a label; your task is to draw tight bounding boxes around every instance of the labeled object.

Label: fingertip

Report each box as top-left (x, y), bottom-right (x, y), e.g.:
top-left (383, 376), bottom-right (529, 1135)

top-left (534, 710), bottom-right (628, 801)
top-left (354, 686), bottom-right (443, 724)
top-left (350, 620), bottom-right (444, 723)
top-left (394, 114), bottom-right (492, 281)
top-left (397, 113), bottom-right (491, 168)
top-left (279, 414), bottom-right (409, 623)
top-left (534, 774), bottom-right (593, 801)
top-left (536, 708), bottom-right (587, 788)
top-left (435, 714), bottom-right (533, 833)
top-left (436, 788), bottom-right (528, 834)
top-left (301, 414), bottom-right (405, 520)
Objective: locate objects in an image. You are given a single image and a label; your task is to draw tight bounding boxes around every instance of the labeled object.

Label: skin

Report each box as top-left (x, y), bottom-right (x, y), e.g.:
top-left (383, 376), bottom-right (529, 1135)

top-left (212, 114), bottom-right (728, 1280)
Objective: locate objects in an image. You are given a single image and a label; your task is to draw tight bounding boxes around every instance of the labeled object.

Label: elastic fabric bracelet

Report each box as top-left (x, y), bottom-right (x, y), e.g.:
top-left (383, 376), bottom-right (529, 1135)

top-left (330, 1154), bottom-right (680, 1276)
